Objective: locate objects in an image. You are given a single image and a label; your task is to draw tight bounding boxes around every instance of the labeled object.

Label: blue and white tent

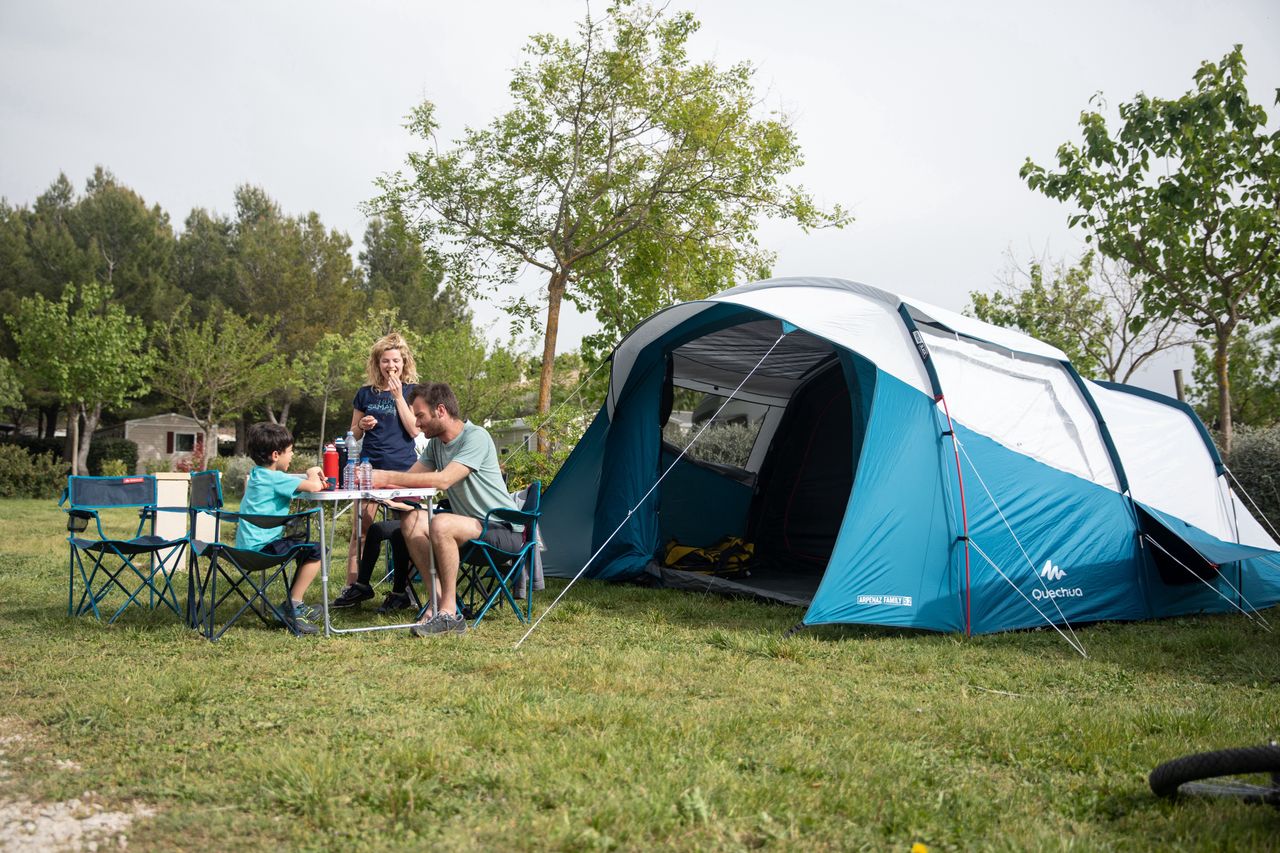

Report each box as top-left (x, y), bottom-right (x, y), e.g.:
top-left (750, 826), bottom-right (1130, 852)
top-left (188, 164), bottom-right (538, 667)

top-left (540, 278), bottom-right (1280, 637)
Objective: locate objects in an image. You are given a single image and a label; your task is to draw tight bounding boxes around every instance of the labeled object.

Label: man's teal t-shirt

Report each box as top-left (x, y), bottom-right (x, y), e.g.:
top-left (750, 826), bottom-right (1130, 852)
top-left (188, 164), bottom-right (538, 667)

top-left (236, 466), bottom-right (303, 549)
top-left (418, 422), bottom-right (519, 529)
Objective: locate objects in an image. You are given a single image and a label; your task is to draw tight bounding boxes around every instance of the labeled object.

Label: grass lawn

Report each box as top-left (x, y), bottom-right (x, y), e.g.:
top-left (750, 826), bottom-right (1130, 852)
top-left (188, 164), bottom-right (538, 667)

top-left (1, 497), bottom-right (1277, 851)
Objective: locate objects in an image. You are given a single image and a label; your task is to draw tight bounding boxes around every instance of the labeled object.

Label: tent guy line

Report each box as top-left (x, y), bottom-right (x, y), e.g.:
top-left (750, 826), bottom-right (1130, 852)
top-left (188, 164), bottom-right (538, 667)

top-left (512, 327), bottom-right (788, 648)
top-left (953, 434), bottom-right (1086, 652)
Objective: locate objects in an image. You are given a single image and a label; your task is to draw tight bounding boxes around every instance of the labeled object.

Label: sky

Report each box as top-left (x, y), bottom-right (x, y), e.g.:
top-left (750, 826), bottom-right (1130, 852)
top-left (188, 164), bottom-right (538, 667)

top-left (1, 1), bottom-right (1277, 394)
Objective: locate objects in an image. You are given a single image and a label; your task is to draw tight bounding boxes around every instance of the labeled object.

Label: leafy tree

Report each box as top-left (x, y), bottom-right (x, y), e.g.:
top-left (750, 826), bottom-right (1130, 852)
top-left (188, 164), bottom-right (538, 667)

top-left (1021, 46), bottom-right (1280, 453)
top-left (1188, 325), bottom-right (1280, 428)
top-left (374, 0), bottom-right (849, 433)
top-left (422, 323), bottom-right (528, 424)
top-left (293, 332), bottom-right (364, 454)
top-left (0, 357), bottom-right (22, 413)
top-left (174, 207), bottom-right (238, 320)
top-left (360, 213), bottom-right (468, 335)
top-left (231, 186), bottom-right (365, 355)
top-left (7, 282), bottom-right (152, 475)
top-left (152, 306), bottom-right (286, 465)
top-left (969, 251), bottom-right (1188, 381)
top-left (70, 166), bottom-right (179, 325)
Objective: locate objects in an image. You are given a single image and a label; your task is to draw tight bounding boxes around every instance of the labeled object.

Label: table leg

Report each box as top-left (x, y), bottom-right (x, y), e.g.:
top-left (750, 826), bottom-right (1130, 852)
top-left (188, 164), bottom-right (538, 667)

top-left (318, 500), bottom-right (331, 637)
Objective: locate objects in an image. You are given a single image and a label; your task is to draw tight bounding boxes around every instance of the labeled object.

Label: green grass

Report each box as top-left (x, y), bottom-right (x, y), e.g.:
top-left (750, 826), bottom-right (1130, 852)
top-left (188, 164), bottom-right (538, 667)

top-left (1, 497), bottom-right (1278, 851)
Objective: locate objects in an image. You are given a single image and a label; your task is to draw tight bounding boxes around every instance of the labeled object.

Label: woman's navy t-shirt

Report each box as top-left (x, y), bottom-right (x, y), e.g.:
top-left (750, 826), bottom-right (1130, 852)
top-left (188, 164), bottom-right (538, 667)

top-left (353, 383), bottom-right (418, 470)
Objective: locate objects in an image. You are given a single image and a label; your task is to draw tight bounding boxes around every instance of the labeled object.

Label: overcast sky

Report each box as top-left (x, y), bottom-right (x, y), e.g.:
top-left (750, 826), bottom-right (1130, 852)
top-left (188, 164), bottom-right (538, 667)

top-left (2, 1), bottom-right (1277, 393)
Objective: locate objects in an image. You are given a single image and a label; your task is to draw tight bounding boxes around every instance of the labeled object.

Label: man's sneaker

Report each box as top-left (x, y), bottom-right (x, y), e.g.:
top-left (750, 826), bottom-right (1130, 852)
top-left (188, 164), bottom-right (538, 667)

top-left (332, 582), bottom-right (374, 609)
top-left (409, 610), bottom-right (467, 637)
top-left (377, 591), bottom-right (415, 614)
top-left (278, 599), bottom-right (319, 636)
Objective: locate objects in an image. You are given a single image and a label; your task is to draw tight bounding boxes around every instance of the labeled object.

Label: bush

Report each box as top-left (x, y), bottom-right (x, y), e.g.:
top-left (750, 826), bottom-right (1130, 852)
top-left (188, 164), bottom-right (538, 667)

top-left (88, 437), bottom-right (138, 475)
top-left (209, 455), bottom-right (255, 499)
top-left (0, 435), bottom-right (64, 458)
top-left (290, 451), bottom-right (318, 474)
top-left (500, 408), bottom-right (591, 492)
top-left (663, 421), bottom-right (759, 470)
top-left (1224, 424), bottom-right (1280, 535)
top-left (98, 459), bottom-right (128, 477)
top-left (0, 444), bottom-right (67, 499)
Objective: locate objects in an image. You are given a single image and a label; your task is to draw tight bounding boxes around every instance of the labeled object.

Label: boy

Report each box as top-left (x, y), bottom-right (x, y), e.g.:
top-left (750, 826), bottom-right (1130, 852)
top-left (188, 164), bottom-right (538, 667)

top-left (240, 422), bottom-right (327, 635)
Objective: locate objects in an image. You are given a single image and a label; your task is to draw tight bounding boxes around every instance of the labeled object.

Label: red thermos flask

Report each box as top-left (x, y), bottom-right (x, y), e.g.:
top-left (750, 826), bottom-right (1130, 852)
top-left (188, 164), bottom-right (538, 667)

top-left (322, 443), bottom-right (338, 489)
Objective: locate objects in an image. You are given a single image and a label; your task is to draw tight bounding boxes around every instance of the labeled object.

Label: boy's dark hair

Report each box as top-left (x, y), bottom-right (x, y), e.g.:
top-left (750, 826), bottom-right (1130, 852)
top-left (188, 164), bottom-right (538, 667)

top-left (407, 382), bottom-right (461, 419)
top-left (247, 422), bottom-right (294, 466)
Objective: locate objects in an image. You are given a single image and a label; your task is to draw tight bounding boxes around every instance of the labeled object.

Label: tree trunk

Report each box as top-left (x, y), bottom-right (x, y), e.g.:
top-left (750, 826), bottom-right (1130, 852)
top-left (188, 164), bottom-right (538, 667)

top-left (77, 402), bottom-right (101, 476)
top-left (235, 418), bottom-right (246, 456)
top-left (67, 404), bottom-right (80, 476)
top-left (279, 400), bottom-right (291, 432)
top-left (205, 426), bottom-right (219, 469)
top-left (318, 394), bottom-right (329, 457)
top-left (536, 270), bottom-right (568, 453)
top-left (41, 403), bottom-right (59, 439)
top-left (1215, 330), bottom-right (1233, 457)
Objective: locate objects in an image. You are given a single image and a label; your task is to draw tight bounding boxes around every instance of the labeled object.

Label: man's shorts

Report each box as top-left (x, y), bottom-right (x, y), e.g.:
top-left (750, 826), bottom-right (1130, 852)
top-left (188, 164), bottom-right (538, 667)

top-left (479, 520), bottom-right (525, 553)
top-left (260, 536), bottom-right (322, 563)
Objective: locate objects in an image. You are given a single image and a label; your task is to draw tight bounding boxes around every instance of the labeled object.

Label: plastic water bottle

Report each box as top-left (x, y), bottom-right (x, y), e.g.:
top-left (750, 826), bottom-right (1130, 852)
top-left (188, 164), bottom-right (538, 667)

top-left (343, 456), bottom-right (357, 490)
top-left (359, 457), bottom-right (373, 491)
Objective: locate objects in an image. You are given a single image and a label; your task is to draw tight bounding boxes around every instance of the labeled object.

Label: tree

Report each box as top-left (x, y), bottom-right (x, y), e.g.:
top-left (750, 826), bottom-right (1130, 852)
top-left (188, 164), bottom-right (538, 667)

top-left (0, 357), bottom-right (22, 413)
top-left (70, 166), bottom-right (179, 326)
top-left (1021, 46), bottom-right (1280, 453)
top-left (374, 0), bottom-right (849, 437)
top-left (969, 251), bottom-right (1188, 382)
top-left (360, 213), bottom-right (468, 335)
top-left (231, 186), bottom-right (365, 356)
top-left (1188, 325), bottom-right (1280, 428)
top-left (152, 307), bottom-right (286, 465)
top-left (293, 332), bottom-right (364, 454)
top-left (174, 207), bottom-right (238, 321)
top-left (7, 282), bottom-right (152, 474)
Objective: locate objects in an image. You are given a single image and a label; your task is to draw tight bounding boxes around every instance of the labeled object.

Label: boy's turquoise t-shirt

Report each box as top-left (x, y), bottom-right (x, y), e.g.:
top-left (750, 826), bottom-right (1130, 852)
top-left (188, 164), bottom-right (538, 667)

top-left (236, 466), bottom-right (303, 550)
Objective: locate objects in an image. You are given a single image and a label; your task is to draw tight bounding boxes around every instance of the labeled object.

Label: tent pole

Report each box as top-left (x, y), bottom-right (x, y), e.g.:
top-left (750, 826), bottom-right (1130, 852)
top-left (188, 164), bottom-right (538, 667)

top-left (895, 305), bottom-right (972, 636)
top-left (938, 394), bottom-right (972, 637)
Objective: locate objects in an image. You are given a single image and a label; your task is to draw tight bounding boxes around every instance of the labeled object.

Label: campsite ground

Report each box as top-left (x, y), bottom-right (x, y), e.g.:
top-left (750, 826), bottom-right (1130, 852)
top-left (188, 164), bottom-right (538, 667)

top-left (1, 498), bottom-right (1277, 851)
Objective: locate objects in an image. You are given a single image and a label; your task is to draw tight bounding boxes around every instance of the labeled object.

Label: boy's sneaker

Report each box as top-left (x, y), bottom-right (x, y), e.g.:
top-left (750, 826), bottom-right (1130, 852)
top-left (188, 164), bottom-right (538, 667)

top-left (332, 582), bottom-right (374, 609)
top-left (377, 591), bottom-right (415, 614)
top-left (409, 610), bottom-right (467, 637)
top-left (278, 599), bottom-right (319, 636)
top-left (293, 602), bottom-right (323, 623)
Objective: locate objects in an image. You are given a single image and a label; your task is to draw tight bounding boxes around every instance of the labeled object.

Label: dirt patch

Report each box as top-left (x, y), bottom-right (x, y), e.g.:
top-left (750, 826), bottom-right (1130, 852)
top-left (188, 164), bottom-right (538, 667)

top-left (0, 796), bottom-right (154, 852)
top-left (0, 721), bottom-right (156, 852)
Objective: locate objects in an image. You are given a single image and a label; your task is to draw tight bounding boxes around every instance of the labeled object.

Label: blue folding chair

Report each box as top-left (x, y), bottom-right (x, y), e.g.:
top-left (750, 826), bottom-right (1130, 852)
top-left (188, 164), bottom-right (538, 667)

top-left (455, 481), bottom-right (542, 627)
top-left (60, 475), bottom-right (190, 624)
top-left (187, 470), bottom-right (321, 640)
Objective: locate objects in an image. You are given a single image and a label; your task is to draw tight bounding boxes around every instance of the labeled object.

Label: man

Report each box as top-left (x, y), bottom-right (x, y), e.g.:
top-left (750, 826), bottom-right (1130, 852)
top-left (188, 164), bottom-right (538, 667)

top-left (372, 382), bottom-right (521, 636)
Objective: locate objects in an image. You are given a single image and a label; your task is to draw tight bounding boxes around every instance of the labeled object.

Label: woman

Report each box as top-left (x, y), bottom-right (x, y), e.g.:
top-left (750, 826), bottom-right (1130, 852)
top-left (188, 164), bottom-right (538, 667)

top-left (332, 332), bottom-right (422, 609)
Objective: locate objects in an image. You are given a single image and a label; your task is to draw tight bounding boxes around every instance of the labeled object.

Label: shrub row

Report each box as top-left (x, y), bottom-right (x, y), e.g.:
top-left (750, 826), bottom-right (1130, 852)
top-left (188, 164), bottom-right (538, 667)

top-left (0, 444), bottom-right (67, 499)
top-left (1224, 424), bottom-right (1280, 535)
top-left (0, 435), bottom-right (139, 476)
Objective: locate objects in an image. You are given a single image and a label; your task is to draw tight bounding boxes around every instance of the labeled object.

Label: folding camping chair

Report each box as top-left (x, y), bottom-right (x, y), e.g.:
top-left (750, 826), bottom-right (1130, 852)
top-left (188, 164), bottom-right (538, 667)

top-left (455, 481), bottom-right (542, 627)
top-left (60, 475), bottom-right (189, 624)
top-left (186, 470), bottom-right (320, 641)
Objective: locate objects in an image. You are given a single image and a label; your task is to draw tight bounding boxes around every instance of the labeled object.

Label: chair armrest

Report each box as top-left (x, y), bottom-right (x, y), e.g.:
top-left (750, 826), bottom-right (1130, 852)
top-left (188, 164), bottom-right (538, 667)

top-left (479, 505), bottom-right (539, 533)
top-left (63, 508), bottom-right (98, 534)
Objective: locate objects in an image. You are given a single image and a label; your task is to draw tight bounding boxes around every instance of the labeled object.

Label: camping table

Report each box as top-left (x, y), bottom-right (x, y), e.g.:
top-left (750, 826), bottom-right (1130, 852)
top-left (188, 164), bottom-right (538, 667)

top-left (298, 487), bottom-right (437, 637)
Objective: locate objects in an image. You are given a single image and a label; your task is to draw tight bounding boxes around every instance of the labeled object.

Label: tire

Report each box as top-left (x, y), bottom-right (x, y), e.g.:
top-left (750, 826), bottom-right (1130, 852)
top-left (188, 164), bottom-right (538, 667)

top-left (1149, 744), bottom-right (1280, 805)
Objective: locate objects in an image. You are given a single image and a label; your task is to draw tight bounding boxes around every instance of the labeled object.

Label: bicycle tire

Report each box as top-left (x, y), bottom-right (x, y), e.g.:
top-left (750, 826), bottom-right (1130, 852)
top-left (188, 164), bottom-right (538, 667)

top-left (1149, 744), bottom-right (1280, 805)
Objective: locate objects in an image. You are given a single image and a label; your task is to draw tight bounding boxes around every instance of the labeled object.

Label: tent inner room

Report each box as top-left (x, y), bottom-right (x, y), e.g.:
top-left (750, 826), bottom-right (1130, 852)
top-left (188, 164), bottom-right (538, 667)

top-left (655, 317), bottom-right (875, 604)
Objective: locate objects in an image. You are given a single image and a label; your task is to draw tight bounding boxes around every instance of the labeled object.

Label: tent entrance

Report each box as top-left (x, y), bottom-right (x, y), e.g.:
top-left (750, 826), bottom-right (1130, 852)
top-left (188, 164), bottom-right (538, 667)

top-left (654, 320), bottom-right (868, 605)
